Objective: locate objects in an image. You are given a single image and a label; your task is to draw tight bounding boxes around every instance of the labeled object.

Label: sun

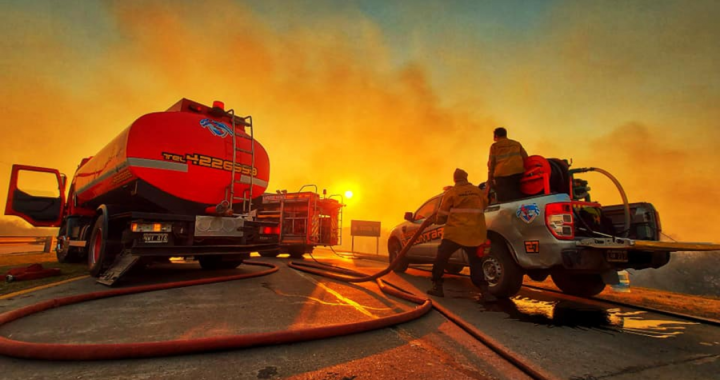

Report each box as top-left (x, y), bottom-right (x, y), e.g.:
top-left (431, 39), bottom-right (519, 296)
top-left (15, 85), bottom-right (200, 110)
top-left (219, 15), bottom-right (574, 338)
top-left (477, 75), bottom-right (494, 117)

top-left (344, 190), bottom-right (353, 199)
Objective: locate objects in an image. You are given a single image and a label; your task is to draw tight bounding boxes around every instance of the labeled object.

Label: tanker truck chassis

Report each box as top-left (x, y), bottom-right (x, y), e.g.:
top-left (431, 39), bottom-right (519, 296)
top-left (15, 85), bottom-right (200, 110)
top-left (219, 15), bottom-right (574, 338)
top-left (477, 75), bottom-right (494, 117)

top-left (5, 99), bottom-right (281, 285)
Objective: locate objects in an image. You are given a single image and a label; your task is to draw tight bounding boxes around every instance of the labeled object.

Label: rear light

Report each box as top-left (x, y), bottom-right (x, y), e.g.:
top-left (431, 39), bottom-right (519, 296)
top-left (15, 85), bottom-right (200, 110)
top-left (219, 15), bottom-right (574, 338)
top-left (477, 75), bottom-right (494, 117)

top-left (261, 226), bottom-right (281, 235)
top-left (132, 222), bottom-right (172, 232)
top-left (545, 202), bottom-right (574, 240)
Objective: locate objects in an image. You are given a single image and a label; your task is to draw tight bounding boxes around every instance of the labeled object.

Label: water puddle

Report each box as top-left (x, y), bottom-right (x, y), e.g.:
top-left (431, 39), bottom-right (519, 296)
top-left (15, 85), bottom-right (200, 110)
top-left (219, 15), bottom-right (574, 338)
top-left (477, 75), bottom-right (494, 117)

top-left (482, 295), bottom-right (698, 338)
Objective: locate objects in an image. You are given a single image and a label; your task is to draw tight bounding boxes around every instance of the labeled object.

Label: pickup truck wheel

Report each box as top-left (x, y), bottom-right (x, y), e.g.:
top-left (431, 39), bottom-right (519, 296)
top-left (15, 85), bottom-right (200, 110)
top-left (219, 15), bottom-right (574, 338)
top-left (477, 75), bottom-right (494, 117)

top-left (259, 249), bottom-right (280, 258)
top-left (388, 239), bottom-right (409, 273)
top-left (551, 272), bottom-right (606, 297)
top-left (479, 239), bottom-right (524, 298)
top-left (288, 246), bottom-right (305, 259)
top-left (199, 256), bottom-right (243, 270)
top-left (445, 264), bottom-right (464, 275)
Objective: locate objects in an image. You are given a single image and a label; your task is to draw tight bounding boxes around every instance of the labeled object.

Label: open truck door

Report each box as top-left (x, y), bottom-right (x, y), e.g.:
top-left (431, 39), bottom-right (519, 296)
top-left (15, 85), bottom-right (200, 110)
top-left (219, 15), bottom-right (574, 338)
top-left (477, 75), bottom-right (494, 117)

top-left (4, 164), bottom-right (65, 227)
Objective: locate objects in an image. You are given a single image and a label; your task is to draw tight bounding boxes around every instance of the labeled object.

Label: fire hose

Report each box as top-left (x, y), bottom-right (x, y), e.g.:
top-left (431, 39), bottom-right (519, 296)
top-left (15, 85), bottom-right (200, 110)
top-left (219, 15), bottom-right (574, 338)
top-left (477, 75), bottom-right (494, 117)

top-left (573, 167), bottom-right (631, 238)
top-left (289, 215), bottom-right (557, 380)
top-left (0, 218), bottom-right (436, 362)
top-left (0, 216), bottom-right (556, 380)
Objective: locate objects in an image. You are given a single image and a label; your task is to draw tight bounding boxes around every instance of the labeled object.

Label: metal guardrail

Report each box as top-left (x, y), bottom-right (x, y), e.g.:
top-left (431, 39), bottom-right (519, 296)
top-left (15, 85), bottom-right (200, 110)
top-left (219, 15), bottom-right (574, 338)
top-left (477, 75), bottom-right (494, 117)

top-left (0, 236), bottom-right (54, 252)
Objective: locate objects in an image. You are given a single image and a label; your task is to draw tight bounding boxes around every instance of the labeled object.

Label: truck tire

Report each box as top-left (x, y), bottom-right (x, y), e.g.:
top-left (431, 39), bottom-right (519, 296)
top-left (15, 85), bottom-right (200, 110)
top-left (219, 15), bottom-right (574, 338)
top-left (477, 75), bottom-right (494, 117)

top-left (87, 215), bottom-right (117, 277)
top-left (199, 256), bottom-right (243, 270)
top-left (551, 272), bottom-right (606, 297)
top-left (445, 264), bottom-right (464, 275)
top-left (388, 239), bottom-right (409, 273)
top-left (288, 245), bottom-right (305, 259)
top-left (478, 239), bottom-right (524, 298)
top-left (56, 225), bottom-right (82, 263)
top-left (259, 249), bottom-right (280, 258)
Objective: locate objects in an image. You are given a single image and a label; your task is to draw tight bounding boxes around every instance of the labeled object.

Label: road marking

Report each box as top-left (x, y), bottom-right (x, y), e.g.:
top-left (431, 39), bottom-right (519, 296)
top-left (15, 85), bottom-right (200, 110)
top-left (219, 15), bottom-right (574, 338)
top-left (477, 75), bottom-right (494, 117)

top-left (0, 275), bottom-right (90, 300)
top-left (294, 271), bottom-right (381, 319)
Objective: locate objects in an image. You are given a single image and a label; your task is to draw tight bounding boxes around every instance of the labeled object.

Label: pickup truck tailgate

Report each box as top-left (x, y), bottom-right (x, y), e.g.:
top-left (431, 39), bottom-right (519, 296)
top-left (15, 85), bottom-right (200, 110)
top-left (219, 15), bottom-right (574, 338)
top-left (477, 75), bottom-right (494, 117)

top-left (577, 238), bottom-right (720, 252)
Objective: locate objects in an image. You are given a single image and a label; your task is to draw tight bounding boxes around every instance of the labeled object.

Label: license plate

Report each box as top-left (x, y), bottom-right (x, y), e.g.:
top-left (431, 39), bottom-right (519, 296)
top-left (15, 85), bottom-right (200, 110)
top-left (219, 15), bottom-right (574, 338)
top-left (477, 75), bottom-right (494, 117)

top-left (143, 233), bottom-right (169, 244)
top-left (607, 250), bottom-right (628, 262)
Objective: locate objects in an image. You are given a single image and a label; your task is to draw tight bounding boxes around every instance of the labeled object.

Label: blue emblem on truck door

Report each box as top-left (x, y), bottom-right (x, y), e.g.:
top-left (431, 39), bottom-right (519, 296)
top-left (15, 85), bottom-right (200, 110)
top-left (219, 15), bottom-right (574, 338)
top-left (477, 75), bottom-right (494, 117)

top-left (199, 118), bottom-right (233, 138)
top-left (517, 203), bottom-right (540, 224)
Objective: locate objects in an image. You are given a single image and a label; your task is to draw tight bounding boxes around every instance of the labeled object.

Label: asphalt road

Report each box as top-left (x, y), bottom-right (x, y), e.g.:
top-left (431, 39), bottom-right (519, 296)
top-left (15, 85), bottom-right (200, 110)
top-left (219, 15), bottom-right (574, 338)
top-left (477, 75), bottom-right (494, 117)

top-left (0, 249), bottom-right (718, 380)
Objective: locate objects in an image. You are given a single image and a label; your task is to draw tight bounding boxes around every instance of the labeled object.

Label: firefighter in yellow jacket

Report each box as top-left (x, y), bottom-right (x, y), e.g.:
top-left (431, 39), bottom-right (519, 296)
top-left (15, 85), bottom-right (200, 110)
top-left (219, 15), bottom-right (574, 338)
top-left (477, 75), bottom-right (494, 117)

top-left (428, 168), bottom-right (497, 302)
top-left (487, 127), bottom-right (528, 202)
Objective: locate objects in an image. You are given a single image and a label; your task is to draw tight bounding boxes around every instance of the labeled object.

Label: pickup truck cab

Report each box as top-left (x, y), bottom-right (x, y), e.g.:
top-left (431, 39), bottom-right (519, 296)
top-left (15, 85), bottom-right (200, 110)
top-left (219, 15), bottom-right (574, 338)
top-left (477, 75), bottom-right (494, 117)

top-left (388, 157), bottom-right (718, 298)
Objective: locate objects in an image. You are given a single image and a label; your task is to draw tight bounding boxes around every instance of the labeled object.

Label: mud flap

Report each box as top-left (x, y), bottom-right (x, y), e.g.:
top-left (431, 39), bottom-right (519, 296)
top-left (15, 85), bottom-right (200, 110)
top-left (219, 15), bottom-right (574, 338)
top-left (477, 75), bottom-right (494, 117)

top-left (97, 250), bottom-right (140, 286)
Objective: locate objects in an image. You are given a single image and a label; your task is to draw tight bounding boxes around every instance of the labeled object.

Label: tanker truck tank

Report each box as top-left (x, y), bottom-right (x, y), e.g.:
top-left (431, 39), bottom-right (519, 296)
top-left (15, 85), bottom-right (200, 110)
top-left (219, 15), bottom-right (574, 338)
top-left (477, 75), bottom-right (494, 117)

top-left (71, 98), bottom-right (270, 215)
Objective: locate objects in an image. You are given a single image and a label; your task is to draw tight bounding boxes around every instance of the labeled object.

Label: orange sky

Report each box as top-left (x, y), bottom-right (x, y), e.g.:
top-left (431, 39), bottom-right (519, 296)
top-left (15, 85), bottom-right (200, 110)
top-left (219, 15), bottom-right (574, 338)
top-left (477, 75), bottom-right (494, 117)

top-left (1, 0), bottom-right (718, 249)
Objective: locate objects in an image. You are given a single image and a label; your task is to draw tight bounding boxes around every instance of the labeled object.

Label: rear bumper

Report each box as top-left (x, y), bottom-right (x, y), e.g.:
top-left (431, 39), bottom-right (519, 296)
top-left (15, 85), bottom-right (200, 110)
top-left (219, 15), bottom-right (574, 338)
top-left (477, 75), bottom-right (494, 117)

top-left (560, 247), bottom-right (670, 272)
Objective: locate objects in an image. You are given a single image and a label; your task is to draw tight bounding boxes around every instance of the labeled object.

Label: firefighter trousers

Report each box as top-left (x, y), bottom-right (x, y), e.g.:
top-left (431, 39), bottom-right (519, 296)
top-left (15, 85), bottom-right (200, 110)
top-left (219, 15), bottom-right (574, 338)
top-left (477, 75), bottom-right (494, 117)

top-left (432, 239), bottom-right (488, 287)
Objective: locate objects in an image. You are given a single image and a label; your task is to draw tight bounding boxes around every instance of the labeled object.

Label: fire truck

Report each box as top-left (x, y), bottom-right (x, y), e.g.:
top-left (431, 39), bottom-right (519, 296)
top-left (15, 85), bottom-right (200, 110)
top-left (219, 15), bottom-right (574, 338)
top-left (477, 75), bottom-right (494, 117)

top-left (4, 99), bottom-right (281, 285)
top-left (257, 185), bottom-right (344, 258)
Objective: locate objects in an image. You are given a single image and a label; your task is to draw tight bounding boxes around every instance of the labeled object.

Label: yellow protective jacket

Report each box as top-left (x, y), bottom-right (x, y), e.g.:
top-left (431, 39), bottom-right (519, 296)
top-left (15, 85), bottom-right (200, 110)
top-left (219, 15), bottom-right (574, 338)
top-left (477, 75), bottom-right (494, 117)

top-left (488, 137), bottom-right (528, 178)
top-left (436, 181), bottom-right (488, 247)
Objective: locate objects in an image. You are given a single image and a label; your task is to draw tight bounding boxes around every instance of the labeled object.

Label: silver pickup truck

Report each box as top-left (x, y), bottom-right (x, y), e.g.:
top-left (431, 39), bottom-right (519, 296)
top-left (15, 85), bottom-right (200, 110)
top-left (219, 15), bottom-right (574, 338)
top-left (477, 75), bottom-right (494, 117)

top-left (388, 161), bottom-right (719, 298)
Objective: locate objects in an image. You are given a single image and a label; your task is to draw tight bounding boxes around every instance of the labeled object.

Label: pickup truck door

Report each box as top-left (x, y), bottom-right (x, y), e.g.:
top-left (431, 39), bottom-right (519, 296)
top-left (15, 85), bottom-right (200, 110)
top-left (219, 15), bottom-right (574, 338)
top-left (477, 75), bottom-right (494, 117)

top-left (402, 196), bottom-right (443, 258)
top-left (5, 164), bottom-right (65, 227)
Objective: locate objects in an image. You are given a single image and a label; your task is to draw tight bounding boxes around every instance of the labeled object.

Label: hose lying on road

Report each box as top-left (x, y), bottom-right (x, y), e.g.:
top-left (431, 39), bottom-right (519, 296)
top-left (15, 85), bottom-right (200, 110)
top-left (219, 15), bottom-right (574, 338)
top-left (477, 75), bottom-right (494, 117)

top-left (0, 260), bottom-right (430, 361)
top-left (289, 215), bottom-right (559, 380)
top-left (0, 221), bottom-right (441, 362)
top-left (0, 215), bottom-right (556, 380)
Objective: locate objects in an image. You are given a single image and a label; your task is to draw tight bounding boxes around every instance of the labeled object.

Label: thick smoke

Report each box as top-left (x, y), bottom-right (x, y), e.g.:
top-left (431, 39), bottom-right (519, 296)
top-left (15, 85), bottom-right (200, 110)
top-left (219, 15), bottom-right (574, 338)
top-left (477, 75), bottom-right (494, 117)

top-left (1, 0), bottom-right (718, 254)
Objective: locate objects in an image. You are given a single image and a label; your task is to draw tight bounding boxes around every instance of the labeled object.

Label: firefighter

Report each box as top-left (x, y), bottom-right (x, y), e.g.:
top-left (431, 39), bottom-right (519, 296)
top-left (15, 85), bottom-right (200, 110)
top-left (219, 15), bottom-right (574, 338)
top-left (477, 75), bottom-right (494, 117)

top-left (487, 127), bottom-right (528, 202)
top-left (427, 168), bottom-right (497, 303)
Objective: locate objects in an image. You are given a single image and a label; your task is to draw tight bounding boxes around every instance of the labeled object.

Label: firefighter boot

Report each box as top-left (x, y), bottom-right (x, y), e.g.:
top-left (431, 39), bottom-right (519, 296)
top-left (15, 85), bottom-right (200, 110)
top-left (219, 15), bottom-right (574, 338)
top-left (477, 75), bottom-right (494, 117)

top-left (426, 279), bottom-right (444, 297)
top-left (477, 284), bottom-right (498, 303)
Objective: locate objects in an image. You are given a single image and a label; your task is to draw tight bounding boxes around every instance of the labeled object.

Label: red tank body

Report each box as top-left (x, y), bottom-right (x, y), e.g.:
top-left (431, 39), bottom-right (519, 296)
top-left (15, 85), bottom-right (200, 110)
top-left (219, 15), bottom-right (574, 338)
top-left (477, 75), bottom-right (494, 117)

top-left (70, 99), bottom-right (269, 214)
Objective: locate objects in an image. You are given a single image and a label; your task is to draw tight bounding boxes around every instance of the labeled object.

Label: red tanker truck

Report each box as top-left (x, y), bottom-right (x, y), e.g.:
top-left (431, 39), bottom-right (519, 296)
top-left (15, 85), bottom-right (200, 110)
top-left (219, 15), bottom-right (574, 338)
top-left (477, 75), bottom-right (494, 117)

top-left (4, 99), bottom-right (280, 284)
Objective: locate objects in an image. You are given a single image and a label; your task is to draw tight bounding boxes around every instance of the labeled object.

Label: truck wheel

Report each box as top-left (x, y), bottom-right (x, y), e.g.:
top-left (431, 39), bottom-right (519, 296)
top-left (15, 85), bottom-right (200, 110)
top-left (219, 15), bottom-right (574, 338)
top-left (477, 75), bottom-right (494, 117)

top-left (56, 228), bottom-right (82, 263)
top-left (479, 239), bottom-right (524, 298)
top-left (288, 246), bottom-right (305, 259)
top-left (199, 256), bottom-right (243, 270)
top-left (388, 239), bottom-right (409, 273)
top-left (551, 272), bottom-right (606, 297)
top-left (445, 264), bottom-right (464, 275)
top-left (259, 249), bottom-right (280, 258)
top-left (87, 215), bottom-right (117, 277)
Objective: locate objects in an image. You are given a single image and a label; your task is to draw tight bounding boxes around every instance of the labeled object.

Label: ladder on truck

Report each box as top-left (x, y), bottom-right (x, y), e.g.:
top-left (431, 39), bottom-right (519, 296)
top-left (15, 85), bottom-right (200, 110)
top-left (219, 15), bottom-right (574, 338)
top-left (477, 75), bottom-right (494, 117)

top-left (298, 184), bottom-right (320, 245)
top-left (328, 194), bottom-right (344, 246)
top-left (227, 110), bottom-right (255, 214)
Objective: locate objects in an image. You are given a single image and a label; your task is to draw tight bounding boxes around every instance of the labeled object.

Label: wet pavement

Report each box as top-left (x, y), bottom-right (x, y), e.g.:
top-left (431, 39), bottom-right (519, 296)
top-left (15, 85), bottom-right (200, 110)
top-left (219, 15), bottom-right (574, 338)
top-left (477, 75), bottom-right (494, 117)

top-left (0, 249), bottom-right (718, 379)
top-left (398, 263), bottom-right (720, 380)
